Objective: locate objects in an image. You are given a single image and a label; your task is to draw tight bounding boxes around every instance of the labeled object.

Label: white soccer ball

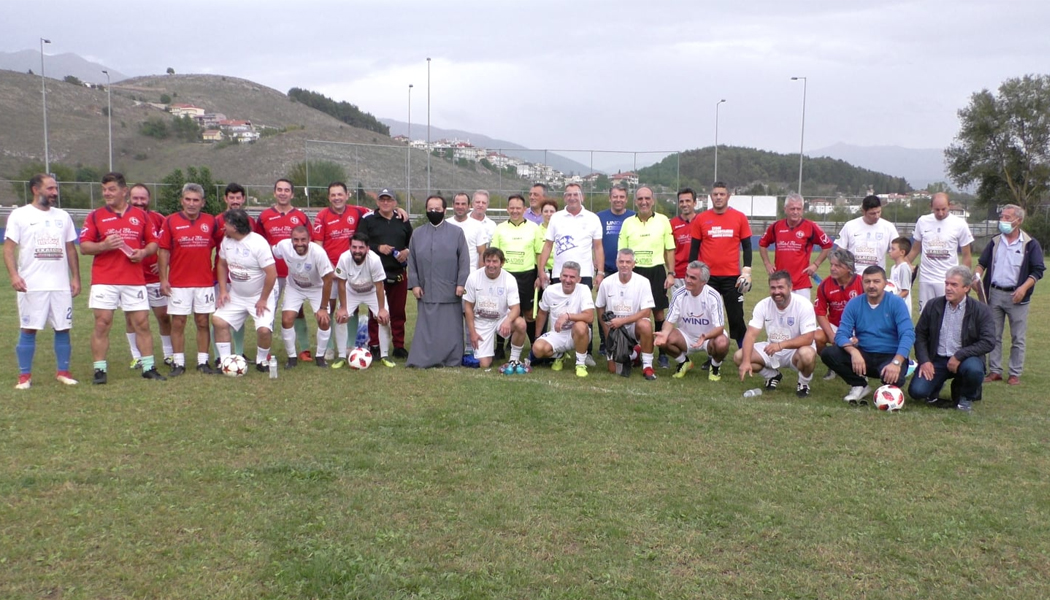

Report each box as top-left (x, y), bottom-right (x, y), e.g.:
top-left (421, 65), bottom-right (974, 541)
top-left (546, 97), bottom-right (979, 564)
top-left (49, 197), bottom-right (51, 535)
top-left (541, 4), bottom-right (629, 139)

top-left (348, 347), bottom-right (373, 370)
top-left (220, 354), bottom-right (248, 377)
top-left (884, 280), bottom-right (900, 296)
top-left (873, 384), bottom-right (905, 411)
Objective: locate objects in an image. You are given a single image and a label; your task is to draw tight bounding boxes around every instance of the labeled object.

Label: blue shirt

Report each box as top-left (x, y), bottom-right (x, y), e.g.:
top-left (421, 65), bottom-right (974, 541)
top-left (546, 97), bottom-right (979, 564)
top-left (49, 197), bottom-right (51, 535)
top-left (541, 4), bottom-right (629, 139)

top-left (835, 292), bottom-right (915, 357)
top-left (596, 209), bottom-right (635, 272)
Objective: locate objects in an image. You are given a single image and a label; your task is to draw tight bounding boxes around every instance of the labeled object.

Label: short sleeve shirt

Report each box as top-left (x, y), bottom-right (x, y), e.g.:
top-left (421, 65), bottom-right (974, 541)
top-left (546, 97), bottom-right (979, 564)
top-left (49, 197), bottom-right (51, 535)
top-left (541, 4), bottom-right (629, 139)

top-left (273, 238), bottom-right (334, 291)
top-left (669, 215), bottom-right (695, 278)
top-left (5, 204), bottom-right (77, 291)
top-left (334, 249), bottom-right (386, 297)
top-left (758, 219), bottom-right (833, 289)
top-left (219, 232), bottom-right (275, 298)
top-left (749, 295), bottom-right (818, 344)
top-left (913, 213), bottom-right (974, 281)
top-left (490, 220), bottom-right (543, 273)
top-left (618, 213), bottom-right (675, 268)
top-left (545, 208), bottom-right (603, 279)
top-left (813, 274), bottom-right (863, 326)
top-left (158, 212), bottom-right (217, 288)
top-left (667, 285), bottom-right (725, 338)
top-left (595, 272), bottom-right (656, 316)
top-left (464, 268), bottom-right (520, 322)
top-left (257, 206), bottom-right (310, 278)
top-left (447, 217), bottom-right (488, 270)
top-left (835, 217), bottom-right (899, 273)
top-left (540, 282), bottom-right (595, 330)
top-left (311, 205), bottom-right (371, 266)
top-left (81, 205), bottom-right (159, 286)
top-left (690, 208), bottom-right (752, 277)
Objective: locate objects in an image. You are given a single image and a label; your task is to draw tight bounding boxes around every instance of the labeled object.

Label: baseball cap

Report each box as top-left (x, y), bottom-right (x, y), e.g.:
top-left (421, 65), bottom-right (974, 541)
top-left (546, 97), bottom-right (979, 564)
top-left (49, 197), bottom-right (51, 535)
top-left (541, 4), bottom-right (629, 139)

top-left (378, 188), bottom-right (394, 198)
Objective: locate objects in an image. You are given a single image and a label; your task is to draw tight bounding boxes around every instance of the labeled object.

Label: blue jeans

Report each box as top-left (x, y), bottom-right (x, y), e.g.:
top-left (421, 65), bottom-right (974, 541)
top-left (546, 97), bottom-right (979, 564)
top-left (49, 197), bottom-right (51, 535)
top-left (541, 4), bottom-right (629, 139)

top-left (907, 355), bottom-right (985, 402)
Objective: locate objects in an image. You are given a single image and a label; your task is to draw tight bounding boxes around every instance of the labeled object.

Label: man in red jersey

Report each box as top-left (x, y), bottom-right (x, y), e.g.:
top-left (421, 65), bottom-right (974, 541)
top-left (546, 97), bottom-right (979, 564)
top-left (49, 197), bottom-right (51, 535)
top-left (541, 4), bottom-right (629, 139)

top-left (670, 187), bottom-right (699, 292)
top-left (257, 179), bottom-right (311, 359)
top-left (123, 184), bottom-right (173, 370)
top-left (813, 247), bottom-right (863, 380)
top-left (158, 183), bottom-right (219, 376)
top-left (79, 172), bottom-right (166, 384)
top-left (758, 193), bottom-right (832, 303)
top-left (688, 182), bottom-right (753, 348)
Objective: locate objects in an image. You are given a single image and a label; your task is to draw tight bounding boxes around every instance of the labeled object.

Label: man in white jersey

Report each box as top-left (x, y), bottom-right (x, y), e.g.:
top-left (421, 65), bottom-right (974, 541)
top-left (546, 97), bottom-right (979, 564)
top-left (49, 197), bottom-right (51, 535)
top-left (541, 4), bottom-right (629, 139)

top-left (905, 192), bottom-right (974, 312)
top-left (537, 183), bottom-right (605, 289)
top-left (470, 190), bottom-right (498, 244)
top-left (596, 248), bottom-right (657, 380)
top-left (447, 192), bottom-right (488, 270)
top-left (334, 232), bottom-right (394, 368)
top-left (213, 209), bottom-right (278, 371)
top-left (531, 261), bottom-right (595, 377)
top-left (271, 225), bottom-right (335, 369)
top-left (656, 261), bottom-right (730, 381)
top-left (734, 269), bottom-right (819, 397)
top-left (3, 174), bottom-right (81, 388)
top-left (834, 195), bottom-right (899, 274)
top-left (463, 247), bottom-right (526, 370)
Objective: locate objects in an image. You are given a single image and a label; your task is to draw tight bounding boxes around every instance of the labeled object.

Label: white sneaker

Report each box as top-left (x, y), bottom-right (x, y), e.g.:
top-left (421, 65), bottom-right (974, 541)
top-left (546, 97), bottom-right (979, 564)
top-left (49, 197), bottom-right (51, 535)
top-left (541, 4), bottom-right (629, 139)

top-left (822, 369), bottom-right (837, 381)
top-left (843, 385), bottom-right (872, 404)
top-left (584, 354), bottom-right (596, 367)
top-left (324, 348), bottom-right (336, 361)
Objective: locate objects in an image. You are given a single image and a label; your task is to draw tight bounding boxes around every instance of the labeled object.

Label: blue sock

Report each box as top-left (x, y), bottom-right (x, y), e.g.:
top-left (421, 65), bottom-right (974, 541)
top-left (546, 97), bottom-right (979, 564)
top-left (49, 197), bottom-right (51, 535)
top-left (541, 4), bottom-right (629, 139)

top-left (16, 331), bottom-right (36, 375)
top-left (54, 330), bottom-right (72, 372)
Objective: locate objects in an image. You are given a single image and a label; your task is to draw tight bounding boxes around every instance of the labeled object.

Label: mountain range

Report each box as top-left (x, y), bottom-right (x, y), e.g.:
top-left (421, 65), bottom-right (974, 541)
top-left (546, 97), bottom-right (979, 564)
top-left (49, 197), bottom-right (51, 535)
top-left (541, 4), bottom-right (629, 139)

top-left (0, 50), bottom-right (128, 84)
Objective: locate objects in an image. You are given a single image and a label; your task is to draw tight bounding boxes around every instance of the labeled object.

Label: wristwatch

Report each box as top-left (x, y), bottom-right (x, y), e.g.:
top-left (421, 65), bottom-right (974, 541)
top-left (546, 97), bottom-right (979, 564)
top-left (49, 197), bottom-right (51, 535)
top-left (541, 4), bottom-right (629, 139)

top-left (892, 359), bottom-right (902, 366)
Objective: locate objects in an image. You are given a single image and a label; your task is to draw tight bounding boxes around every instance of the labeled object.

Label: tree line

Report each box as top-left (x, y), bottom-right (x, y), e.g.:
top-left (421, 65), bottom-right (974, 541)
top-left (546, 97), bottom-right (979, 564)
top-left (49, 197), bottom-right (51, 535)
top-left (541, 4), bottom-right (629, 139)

top-left (287, 88), bottom-right (389, 136)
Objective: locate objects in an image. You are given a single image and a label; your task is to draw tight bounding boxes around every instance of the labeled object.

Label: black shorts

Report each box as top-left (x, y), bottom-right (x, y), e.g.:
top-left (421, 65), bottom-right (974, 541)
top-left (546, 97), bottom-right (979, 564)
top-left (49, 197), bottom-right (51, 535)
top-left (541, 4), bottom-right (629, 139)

top-left (510, 269), bottom-right (538, 314)
top-left (634, 265), bottom-right (670, 311)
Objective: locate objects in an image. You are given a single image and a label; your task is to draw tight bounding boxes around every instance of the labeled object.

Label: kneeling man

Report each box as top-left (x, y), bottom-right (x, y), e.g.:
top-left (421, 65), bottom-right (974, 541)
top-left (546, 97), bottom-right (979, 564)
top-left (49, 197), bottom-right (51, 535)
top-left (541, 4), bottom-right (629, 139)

top-left (735, 270), bottom-right (818, 397)
top-left (464, 248), bottom-right (527, 369)
top-left (531, 261), bottom-right (595, 377)
top-left (596, 248), bottom-right (656, 380)
top-left (908, 265), bottom-right (995, 412)
top-left (334, 232), bottom-right (394, 368)
top-left (656, 261), bottom-right (729, 380)
top-left (273, 225), bottom-right (335, 368)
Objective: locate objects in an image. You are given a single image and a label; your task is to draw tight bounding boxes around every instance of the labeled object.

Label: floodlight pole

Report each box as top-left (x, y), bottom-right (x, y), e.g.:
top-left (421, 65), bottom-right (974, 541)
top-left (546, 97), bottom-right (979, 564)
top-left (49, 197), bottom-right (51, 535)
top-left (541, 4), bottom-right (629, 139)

top-left (426, 57), bottom-right (431, 195)
top-left (41, 38), bottom-right (51, 173)
top-left (103, 69), bottom-right (112, 171)
top-left (408, 83), bottom-right (413, 212)
top-left (791, 76), bottom-right (808, 194)
top-left (714, 99), bottom-right (726, 182)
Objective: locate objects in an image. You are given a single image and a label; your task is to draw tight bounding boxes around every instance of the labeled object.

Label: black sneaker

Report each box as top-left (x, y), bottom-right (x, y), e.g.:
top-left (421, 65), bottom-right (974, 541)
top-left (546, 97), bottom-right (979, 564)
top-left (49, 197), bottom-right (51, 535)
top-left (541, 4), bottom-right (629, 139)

top-left (392, 347), bottom-right (409, 359)
top-left (142, 367), bottom-right (167, 381)
top-left (285, 357), bottom-right (298, 369)
top-left (700, 357), bottom-right (712, 371)
top-left (764, 372), bottom-right (783, 390)
top-left (93, 369), bottom-right (107, 385)
top-left (169, 365), bottom-right (186, 377)
top-left (197, 363), bottom-right (219, 375)
top-left (796, 382), bottom-right (810, 398)
top-left (368, 345), bottom-right (381, 358)
top-left (620, 362), bottom-right (632, 378)
top-left (214, 356), bottom-right (222, 368)
top-left (658, 354), bottom-right (670, 369)
top-left (957, 398), bottom-right (974, 412)
top-left (255, 362), bottom-right (268, 373)
top-left (314, 357), bottom-right (328, 368)
top-left (493, 345), bottom-right (506, 361)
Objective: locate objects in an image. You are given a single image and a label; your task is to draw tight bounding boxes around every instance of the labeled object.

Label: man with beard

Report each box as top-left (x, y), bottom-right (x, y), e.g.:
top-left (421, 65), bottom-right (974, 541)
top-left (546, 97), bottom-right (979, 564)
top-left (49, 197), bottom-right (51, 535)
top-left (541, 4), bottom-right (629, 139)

top-left (333, 232), bottom-right (394, 367)
top-left (257, 179), bottom-right (311, 359)
top-left (734, 270), bottom-right (818, 397)
top-left (272, 226), bottom-right (335, 368)
top-left (407, 195), bottom-right (471, 368)
top-left (4, 173), bottom-right (80, 388)
top-left (463, 248), bottom-right (526, 370)
top-left (80, 172), bottom-right (166, 383)
top-left (821, 266), bottom-right (915, 404)
top-left (124, 184), bottom-right (173, 370)
top-left (157, 183), bottom-right (219, 376)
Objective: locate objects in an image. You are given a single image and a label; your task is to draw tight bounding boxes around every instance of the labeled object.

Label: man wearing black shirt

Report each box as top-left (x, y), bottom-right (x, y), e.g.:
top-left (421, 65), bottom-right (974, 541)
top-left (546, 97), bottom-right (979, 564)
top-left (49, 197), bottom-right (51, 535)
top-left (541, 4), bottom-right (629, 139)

top-left (360, 188), bottom-right (413, 358)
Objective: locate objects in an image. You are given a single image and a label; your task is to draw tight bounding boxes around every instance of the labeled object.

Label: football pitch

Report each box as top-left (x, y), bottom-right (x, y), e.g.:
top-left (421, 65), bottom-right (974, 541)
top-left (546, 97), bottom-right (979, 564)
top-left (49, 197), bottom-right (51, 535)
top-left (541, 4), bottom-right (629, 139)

top-left (2, 262), bottom-right (1050, 598)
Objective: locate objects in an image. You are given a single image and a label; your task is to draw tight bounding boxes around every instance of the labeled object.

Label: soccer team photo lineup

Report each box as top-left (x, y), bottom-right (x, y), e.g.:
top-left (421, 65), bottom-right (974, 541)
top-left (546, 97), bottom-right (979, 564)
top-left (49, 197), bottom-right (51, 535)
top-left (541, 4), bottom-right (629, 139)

top-left (6, 173), bottom-right (1040, 411)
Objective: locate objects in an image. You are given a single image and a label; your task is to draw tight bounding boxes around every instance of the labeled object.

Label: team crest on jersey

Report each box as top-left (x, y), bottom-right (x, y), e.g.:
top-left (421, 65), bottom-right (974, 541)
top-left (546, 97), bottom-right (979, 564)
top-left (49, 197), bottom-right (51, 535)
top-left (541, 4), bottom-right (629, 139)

top-left (346, 216), bottom-right (356, 225)
top-left (291, 217), bottom-right (300, 225)
top-left (201, 224), bottom-right (210, 233)
top-left (497, 287), bottom-right (505, 295)
top-left (787, 317), bottom-right (795, 326)
top-left (876, 233), bottom-right (884, 240)
top-left (848, 291), bottom-right (858, 298)
top-left (303, 264), bottom-right (313, 272)
top-left (130, 217), bottom-right (141, 226)
top-left (795, 230), bottom-right (805, 238)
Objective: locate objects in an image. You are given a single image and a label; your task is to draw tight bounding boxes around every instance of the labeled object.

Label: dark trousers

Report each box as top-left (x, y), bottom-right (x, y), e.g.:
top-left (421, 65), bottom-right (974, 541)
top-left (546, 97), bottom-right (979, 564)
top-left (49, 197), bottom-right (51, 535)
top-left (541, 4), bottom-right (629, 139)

top-left (369, 273), bottom-right (408, 349)
top-left (708, 275), bottom-right (745, 347)
top-left (821, 346), bottom-right (907, 387)
top-left (907, 355), bottom-right (984, 402)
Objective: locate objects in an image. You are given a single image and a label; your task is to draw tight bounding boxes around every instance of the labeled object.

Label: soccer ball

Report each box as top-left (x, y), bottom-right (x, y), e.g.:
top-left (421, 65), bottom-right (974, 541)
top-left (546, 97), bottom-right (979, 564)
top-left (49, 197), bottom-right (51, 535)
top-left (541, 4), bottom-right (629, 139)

top-left (873, 384), bottom-right (905, 411)
top-left (348, 347), bottom-right (373, 369)
top-left (884, 280), bottom-right (900, 296)
top-left (220, 354), bottom-right (248, 377)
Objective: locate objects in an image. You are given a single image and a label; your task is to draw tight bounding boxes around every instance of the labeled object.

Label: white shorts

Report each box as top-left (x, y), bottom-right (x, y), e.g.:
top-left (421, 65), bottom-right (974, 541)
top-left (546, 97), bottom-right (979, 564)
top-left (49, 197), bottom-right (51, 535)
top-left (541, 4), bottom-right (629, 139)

top-left (754, 341), bottom-right (810, 371)
top-left (344, 290), bottom-right (386, 317)
top-left (792, 289), bottom-right (812, 304)
top-left (282, 284), bottom-right (324, 314)
top-left (678, 329), bottom-right (727, 355)
top-left (89, 284), bottom-right (150, 312)
top-left (470, 318), bottom-right (503, 359)
top-left (213, 290), bottom-right (277, 332)
top-left (538, 327), bottom-right (589, 355)
top-left (18, 290), bottom-right (73, 330)
top-left (146, 282), bottom-right (168, 308)
top-left (167, 287), bottom-right (216, 316)
top-left (673, 278), bottom-right (686, 293)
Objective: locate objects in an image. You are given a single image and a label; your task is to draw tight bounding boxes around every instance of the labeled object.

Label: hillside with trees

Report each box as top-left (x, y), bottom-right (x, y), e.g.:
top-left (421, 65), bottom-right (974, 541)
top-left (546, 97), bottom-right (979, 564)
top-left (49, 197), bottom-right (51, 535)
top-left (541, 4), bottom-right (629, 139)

top-left (287, 88), bottom-right (389, 135)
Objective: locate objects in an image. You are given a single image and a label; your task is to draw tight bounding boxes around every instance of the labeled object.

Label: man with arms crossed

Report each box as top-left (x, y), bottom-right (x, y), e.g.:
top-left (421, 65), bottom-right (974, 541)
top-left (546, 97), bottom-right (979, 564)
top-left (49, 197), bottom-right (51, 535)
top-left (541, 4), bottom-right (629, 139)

top-left (906, 192), bottom-right (974, 312)
top-left (735, 270), bottom-right (818, 397)
top-left (834, 195), bottom-right (899, 274)
top-left (463, 248), bottom-right (527, 370)
top-left (273, 225), bottom-right (335, 368)
top-left (157, 183), bottom-right (219, 376)
top-left (758, 192), bottom-right (832, 302)
top-left (4, 173), bottom-right (80, 388)
top-left (531, 261), bottom-right (595, 377)
top-left (80, 172), bottom-right (166, 383)
top-left (257, 179), bottom-right (312, 359)
top-left (334, 232), bottom-right (394, 367)
top-left (656, 261), bottom-right (729, 381)
top-left (124, 184), bottom-right (173, 369)
top-left (596, 248), bottom-right (656, 380)
top-left (689, 181), bottom-right (753, 350)
top-left (213, 209), bottom-right (278, 371)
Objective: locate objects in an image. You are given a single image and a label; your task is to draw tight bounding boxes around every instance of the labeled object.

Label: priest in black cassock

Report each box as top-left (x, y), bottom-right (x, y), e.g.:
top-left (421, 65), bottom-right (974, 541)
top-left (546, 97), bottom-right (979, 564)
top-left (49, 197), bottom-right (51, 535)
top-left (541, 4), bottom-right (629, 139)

top-left (407, 195), bottom-right (471, 368)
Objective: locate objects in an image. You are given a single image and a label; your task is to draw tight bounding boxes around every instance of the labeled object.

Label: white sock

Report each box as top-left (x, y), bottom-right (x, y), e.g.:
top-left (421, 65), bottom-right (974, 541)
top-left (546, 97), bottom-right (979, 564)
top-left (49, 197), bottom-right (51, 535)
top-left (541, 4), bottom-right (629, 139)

top-left (161, 335), bottom-right (173, 357)
top-left (173, 352), bottom-right (185, 367)
top-left (127, 333), bottom-right (141, 359)
top-left (760, 367), bottom-right (778, 379)
top-left (576, 351), bottom-right (588, 366)
top-left (335, 321), bottom-right (348, 357)
top-left (798, 372), bottom-right (813, 384)
top-left (676, 354), bottom-right (687, 364)
top-left (711, 359), bottom-right (722, 366)
top-left (256, 346), bottom-right (269, 364)
top-left (510, 344), bottom-right (523, 363)
top-left (642, 352), bottom-right (654, 369)
top-left (379, 322), bottom-right (392, 358)
top-left (281, 327), bottom-right (297, 358)
top-left (197, 352), bottom-right (209, 366)
top-left (216, 343), bottom-right (231, 359)
top-left (316, 327), bottom-right (331, 356)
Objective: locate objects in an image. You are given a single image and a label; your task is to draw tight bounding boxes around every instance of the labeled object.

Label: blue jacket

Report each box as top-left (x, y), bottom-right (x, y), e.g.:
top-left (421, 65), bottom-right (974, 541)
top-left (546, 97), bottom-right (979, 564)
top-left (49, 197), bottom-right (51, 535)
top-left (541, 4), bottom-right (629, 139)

top-left (836, 292), bottom-right (915, 357)
top-left (978, 230), bottom-right (1045, 304)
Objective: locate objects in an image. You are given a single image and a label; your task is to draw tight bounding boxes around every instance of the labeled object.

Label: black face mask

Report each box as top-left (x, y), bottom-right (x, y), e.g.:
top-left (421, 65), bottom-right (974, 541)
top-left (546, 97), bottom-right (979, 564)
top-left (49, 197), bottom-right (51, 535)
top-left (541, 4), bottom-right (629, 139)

top-left (427, 211), bottom-right (444, 225)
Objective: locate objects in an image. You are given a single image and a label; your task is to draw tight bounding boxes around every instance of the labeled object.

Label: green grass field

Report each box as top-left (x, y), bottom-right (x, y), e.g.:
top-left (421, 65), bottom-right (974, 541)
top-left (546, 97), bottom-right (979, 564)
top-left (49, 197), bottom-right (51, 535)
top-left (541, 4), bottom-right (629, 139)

top-left (3, 261), bottom-right (1050, 599)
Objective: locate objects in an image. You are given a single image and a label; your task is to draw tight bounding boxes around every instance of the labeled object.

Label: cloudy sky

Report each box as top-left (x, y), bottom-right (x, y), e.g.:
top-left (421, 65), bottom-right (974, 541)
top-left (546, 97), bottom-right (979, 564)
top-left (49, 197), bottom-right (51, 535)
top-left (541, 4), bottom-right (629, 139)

top-left (7, 0), bottom-right (1049, 157)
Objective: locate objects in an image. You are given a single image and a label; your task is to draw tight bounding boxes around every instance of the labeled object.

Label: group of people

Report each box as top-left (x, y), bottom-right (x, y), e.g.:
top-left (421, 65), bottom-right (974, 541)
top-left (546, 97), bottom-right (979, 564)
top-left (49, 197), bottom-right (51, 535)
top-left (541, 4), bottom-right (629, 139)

top-left (5, 173), bottom-right (1043, 410)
